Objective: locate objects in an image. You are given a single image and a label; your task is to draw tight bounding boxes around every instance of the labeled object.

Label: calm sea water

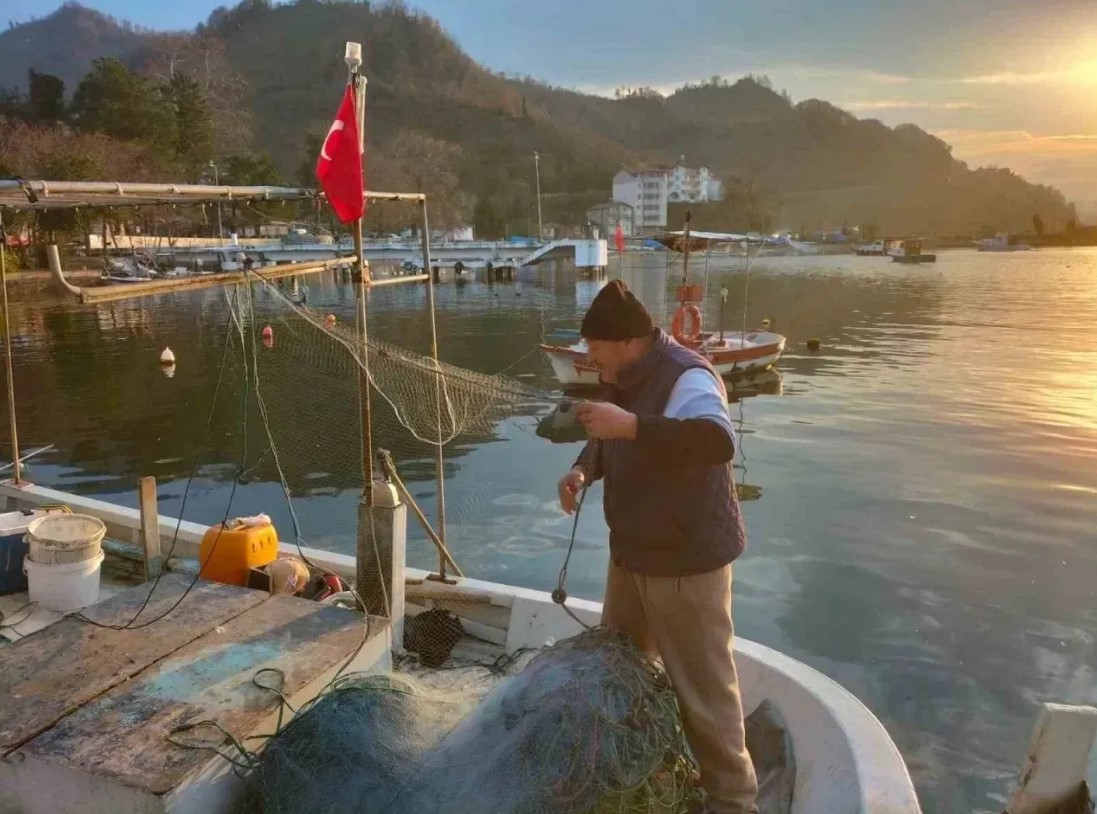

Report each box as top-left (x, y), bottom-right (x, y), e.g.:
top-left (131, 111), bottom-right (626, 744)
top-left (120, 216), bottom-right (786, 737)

top-left (5, 249), bottom-right (1097, 813)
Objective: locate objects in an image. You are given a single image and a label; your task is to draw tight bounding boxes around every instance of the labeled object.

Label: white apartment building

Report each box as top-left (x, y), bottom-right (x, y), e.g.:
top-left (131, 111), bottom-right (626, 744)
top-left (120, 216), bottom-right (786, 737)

top-left (668, 156), bottom-right (724, 203)
top-left (612, 168), bottom-right (669, 229)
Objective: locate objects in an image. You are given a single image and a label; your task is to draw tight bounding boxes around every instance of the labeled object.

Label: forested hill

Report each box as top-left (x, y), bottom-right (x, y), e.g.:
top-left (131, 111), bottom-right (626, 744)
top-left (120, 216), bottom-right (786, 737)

top-left (0, 1), bottom-right (1077, 235)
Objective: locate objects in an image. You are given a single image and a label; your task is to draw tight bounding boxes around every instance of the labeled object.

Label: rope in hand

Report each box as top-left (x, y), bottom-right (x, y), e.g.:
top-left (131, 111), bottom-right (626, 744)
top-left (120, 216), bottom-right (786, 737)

top-left (552, 442), bottom-right (600, 632)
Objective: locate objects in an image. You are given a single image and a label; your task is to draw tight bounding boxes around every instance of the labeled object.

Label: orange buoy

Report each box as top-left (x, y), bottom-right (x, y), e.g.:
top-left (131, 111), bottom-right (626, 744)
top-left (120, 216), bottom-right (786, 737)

top-left (325, 314), bottom-right (337, 327)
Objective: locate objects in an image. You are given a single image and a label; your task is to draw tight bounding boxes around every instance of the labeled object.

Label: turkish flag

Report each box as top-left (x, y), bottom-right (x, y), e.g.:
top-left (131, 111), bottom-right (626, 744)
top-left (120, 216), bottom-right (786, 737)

top-left (316, 83), bottom-right (364, 223)
top-left (614, 221), bottom-right (625, 253)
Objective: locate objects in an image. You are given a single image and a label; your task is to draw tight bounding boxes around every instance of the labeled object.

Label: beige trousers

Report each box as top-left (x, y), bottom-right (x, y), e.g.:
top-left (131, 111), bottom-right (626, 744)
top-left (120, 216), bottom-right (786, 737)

top-left (602, 561), bottom-right (759, 814)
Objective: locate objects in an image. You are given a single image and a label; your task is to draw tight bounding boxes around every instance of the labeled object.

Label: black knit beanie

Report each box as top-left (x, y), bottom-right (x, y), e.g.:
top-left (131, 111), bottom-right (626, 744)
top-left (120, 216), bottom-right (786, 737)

top-left (580, 279), bottom-right (654, 341)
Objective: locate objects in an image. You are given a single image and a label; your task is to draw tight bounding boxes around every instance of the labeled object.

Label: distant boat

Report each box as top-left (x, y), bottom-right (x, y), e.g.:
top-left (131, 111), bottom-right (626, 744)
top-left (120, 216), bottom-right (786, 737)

top-left (101, 255), bottom-right (193, 284)
top-left (101, 256), bottom-right (157, 284)
top-left (978, 233), bottom-right (1031, 252)
top-left (890, 239), bottom-right (937, 264)
top-left (785, 238), bottom-right (853, 256)
top-left (855, 240), bottom-right (887, 256)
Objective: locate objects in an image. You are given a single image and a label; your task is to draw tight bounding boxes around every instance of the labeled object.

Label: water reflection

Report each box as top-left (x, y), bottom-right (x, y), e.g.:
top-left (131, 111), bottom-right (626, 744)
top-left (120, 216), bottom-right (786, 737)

top-left (5, 251), bottom-right (1097, 814)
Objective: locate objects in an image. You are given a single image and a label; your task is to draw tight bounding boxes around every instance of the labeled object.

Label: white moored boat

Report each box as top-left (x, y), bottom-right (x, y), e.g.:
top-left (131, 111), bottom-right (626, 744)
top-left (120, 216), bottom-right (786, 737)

top-left (542, 330), bottom-right (786, 388)
top-left (978, 233), bottom-right (1031, 252)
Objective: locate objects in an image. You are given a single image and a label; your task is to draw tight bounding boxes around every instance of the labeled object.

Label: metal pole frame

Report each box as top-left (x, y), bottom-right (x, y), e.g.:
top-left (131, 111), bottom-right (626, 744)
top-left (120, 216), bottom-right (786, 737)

top-left (0, 210), bottom-right (20, 485)
top-left (348, 59), bottom-right (374, 495)
top-left (533, 151), bottom-right (544, 240)
top-left (419, 199), bottom-right (450, 582)
top-left (210, 161), bottom-right (224, 245)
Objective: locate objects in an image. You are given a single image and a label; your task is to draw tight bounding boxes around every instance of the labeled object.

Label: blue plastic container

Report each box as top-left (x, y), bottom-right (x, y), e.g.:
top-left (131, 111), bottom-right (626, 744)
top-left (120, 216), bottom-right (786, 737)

top-left (0, 510), bottom-right (36, 595)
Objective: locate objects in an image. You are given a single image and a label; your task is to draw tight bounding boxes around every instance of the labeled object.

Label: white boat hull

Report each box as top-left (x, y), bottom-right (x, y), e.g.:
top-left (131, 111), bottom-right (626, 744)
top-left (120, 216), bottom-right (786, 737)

top-left (542, 331), bottom-right (786, 388)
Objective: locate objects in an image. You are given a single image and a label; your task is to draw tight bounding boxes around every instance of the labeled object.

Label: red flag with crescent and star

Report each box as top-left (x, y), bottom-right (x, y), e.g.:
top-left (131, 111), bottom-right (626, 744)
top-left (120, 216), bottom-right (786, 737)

top-left (315, 83), bottom-right (364, 223)
top-left (614, 221), bottom-right (625, 253)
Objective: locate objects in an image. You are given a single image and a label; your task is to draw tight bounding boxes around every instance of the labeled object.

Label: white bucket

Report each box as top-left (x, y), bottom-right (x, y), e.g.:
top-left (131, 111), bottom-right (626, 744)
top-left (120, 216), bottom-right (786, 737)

top-left (27, 514), bottom-right (106, 566)
top-left (24, 551), bottom-right (105, 612)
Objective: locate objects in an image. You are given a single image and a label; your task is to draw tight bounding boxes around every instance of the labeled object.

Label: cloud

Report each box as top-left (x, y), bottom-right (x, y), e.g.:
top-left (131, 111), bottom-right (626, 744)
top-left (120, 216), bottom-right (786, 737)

top-left (842, 100), bottom-right (978, 111)
top-left (774, 66), bottom-right (912, 85)
top-left (934, 128), bottom-right (1097, 210)
top-left (936, 129), bottom-right (1097, 155)
top-left (958, 62), bottom-right (1097, 85)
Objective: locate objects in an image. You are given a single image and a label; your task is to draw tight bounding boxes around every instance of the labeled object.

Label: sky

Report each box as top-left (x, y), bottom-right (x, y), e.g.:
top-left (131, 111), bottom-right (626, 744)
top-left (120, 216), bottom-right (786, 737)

top-left (13, 0), bottom-right (1097, 216)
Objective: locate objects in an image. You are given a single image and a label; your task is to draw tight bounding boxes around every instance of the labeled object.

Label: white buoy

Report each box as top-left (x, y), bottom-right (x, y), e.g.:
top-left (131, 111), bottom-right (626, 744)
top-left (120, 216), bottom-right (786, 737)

top-left (160, 347), bottom-right (175, 365)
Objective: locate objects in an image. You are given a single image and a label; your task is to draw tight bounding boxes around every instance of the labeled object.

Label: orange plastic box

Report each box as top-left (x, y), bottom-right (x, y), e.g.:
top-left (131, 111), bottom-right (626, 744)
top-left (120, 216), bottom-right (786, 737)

top-left (198, 521), bottom-right (278, 586)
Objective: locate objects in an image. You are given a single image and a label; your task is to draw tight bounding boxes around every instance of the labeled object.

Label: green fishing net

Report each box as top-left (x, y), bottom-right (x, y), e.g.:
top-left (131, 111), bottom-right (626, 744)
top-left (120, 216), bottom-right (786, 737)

top-left (247, 628), bottom-right (698, 814)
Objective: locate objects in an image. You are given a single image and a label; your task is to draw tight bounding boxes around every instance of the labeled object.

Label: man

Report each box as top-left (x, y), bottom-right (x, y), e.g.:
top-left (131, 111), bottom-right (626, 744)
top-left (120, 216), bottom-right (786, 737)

top-left (557, 280), bottom-right (758, 814)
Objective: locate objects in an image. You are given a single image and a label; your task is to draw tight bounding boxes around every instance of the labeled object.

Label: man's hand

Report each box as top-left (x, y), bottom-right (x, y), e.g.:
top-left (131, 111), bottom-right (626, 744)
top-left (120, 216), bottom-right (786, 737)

top-left (577, 401), bottom-right (638, 440)
top-left (558, 467), bottom-right (586, 515)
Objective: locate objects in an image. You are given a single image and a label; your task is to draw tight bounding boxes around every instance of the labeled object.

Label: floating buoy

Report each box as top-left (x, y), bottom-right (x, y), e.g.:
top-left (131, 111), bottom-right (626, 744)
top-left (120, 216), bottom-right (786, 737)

top-left (806, 338), bottom-right (821, 351)
top-left (761, 318), bottom-right (772, 329)
top-left (160, 347), bottom-right (175, 365)
top-left (325, 314), bottom-right (336, 327)
top-left (262, 325), bottom-right (273, 340)
top-left (263, 334), bottom-right (274, 350)
top-left (266, 557), bottom-right (310, 596)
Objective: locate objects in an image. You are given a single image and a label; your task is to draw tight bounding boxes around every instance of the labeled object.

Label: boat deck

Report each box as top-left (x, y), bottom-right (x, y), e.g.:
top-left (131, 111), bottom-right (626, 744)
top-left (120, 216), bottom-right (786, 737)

top-left (0, 572), bottom-right (390, 814)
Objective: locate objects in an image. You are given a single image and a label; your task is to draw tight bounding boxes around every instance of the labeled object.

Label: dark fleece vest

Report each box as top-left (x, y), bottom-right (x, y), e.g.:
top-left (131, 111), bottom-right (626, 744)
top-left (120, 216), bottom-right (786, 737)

top-left (595, 330), bottom-right (746, 577)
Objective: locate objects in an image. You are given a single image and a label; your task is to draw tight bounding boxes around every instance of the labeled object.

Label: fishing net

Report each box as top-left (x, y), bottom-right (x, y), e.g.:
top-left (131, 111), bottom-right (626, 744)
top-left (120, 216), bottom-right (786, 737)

top-left (244, 274), bottom-right (545, 447)
top-left (220, 268), bottom-right (559, 664)
top-left (245, 627), bottom-right (698, 814)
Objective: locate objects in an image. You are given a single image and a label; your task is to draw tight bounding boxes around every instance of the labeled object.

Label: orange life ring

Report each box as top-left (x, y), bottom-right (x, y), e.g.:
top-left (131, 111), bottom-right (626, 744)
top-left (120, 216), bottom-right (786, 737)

top-left (671, 303), bottom-right (703, 343)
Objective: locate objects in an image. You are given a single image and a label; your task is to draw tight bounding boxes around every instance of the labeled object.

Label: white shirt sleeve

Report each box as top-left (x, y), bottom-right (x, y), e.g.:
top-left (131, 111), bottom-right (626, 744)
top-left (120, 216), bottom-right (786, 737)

top-left (662, 368), bottom-right (737, 449)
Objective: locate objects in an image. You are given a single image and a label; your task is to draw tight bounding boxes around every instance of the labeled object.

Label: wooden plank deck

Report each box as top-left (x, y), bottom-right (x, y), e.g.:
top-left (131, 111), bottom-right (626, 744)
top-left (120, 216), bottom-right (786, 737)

top-left (0, 577), bottom-right (391, 814)
top-left (0, 575), bottom-right (267, 754)
top-left (26, 596), bottom-right (378, 795)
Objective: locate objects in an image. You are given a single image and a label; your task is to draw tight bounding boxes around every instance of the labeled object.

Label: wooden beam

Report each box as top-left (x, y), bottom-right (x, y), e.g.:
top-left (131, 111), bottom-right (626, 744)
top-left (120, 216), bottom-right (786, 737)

top-left (378, 453), bottom-right (463, 578)
top-left (138, 477), bottom-right (161, 581)
top-left (405, 580), bottom-right (491, 605)
top-left (368, 274), bottom-right (429, 287)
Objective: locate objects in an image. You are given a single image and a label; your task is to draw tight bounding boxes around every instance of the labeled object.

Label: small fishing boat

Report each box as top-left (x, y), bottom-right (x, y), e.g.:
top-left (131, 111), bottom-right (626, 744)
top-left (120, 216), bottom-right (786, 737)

top-left (545, 216), bottom-right (787, 389)
top-left (542, 330), bottom-right (786, 389)
top-left (0, 480), bottom-right (923, 814)
top-left (855, 239), bottom-right (887, 256)
top-left (101, 256), bottom-right (158, 284)
top-left (978, 233), bottom-right (1031, 252)
top-left (890, 239), bottom-right (937, 264)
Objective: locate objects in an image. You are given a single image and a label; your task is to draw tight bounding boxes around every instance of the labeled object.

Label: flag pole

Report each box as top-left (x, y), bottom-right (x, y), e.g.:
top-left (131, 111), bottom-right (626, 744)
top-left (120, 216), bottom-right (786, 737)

top-left (346, 42), bottom-right (373, 495)
top-left (0, 210), bottom-right (21, 486)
